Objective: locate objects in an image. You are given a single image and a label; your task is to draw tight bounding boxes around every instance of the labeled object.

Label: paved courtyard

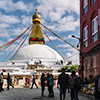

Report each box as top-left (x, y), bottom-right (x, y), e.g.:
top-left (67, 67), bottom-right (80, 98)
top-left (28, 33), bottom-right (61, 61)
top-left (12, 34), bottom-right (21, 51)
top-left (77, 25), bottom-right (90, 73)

top-left (0, 87), bottom-right (91, 100)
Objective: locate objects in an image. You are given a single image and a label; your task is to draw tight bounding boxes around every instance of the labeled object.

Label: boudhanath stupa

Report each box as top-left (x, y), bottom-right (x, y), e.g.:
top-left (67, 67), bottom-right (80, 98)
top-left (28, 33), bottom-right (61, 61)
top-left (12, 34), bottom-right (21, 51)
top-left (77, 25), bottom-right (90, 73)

top-left (0, 9), bottom-right (66, 84)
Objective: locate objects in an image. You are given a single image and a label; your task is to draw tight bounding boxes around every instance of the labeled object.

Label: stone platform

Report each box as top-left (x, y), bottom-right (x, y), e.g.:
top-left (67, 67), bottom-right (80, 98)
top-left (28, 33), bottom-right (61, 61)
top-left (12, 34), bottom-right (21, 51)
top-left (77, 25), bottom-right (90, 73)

top-left (0, 87), bottom-right (91, 100)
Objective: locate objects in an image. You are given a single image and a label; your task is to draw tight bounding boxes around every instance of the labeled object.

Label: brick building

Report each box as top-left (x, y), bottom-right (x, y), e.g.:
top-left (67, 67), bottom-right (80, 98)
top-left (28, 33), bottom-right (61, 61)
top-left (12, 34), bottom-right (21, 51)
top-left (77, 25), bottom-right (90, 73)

top-left (80, 0), bottom-right (100, 79)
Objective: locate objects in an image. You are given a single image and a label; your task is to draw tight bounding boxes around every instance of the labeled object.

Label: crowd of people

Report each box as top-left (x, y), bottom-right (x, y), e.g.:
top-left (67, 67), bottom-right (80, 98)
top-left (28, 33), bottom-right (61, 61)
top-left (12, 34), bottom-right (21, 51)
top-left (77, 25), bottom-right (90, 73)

top-left (40, 73), bottom-right (55, 97)
top-left (40, 69), bottom-right (100, 100)
top-left (0, 71), bottom-right (100, 100)
top-left (40, 69), bottom-right (80, 100)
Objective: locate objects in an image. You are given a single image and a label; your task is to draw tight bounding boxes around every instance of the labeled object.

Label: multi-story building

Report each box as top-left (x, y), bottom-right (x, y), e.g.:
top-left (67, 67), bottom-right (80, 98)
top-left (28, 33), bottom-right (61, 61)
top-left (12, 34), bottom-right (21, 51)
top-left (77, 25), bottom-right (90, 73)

top-left (80, 0), bottom-right (100, 79)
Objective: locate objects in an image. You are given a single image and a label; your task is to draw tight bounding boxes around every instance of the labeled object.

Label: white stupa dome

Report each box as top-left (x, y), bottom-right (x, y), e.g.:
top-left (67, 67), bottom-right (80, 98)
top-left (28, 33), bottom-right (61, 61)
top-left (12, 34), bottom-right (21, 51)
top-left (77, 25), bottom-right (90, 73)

top-left (11, 44), bottom-right (63, 60)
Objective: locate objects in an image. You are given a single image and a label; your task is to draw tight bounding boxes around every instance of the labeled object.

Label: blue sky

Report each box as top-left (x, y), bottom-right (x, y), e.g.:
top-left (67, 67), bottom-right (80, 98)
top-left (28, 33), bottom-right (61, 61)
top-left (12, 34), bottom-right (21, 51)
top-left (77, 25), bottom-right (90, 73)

top-left (0, 0), bottom-right (80, 64)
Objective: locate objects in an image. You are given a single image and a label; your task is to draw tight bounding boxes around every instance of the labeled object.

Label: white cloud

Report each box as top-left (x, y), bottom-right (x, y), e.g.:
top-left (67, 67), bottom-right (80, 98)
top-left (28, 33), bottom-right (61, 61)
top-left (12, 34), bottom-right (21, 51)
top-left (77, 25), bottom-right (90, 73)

top-left (0, 31), bottom-right (10, 38)
top-left (39, 11), bottom-right (79, 32)
top-left (21, 15), bottom-right (31, 25)
top-left (44, 34), bottom-right (58, 42)
top-left (0, 13), bottom-right (20, 24)
top-left (49, 36), bottom-right (58, 40)
top-left (0, 23), bottom-right (10, 28)
top-left (11, 27), bottom-right (27, 36)
top-left (37, 0), bottom-right (80, 15)
top-left (0, 40), bottom-right (6, 46)
top-left (57, 44), bottom-right (70, 48)
top-left (49, 11), bottom-right (62, 21)
top-left (66, 52), bottom-right (72, 57)
top-left (55, 18), bottom-right (79, 32)
top-left (36, 0), bottom-right (80, 32)
top-left (65, 34), bottom-right (73, 39)
top-left (0, 0), bottom-right (34, 13)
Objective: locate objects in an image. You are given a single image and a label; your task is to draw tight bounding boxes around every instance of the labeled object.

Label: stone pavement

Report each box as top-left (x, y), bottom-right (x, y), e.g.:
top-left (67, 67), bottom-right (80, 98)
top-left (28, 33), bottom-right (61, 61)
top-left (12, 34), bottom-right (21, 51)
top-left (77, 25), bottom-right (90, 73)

top-left (0, 87), bottom-right (91, 100)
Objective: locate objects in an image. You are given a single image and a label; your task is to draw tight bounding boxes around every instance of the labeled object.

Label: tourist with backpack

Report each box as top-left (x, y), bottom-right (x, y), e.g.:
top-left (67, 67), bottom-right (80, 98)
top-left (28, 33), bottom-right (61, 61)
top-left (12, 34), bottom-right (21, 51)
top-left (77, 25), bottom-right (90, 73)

top-left (70, 71), bottom-right (80, 100)
top-left (57, 68), bottom-right (69, 100)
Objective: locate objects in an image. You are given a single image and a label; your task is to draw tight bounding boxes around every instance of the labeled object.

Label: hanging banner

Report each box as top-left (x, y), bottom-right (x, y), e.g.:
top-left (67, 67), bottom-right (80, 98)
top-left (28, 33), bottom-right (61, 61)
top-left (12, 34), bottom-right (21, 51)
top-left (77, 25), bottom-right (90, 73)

top-left (0, 24), bottom-right (33, 50)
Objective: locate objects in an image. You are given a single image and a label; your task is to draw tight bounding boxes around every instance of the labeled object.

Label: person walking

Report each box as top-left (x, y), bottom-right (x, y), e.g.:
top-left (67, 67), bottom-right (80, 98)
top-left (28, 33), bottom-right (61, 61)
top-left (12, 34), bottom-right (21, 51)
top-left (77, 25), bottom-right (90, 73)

top-left (95, 74), bottom-right (100, 100)
top-left (70, 71), bottom-right (80, 100)
top-left (0, 73), bottom-right (4, 92)
top-left (46, 73), bottom-right (50, 96)
top-left (30, 75), bottom-right (38, 89)
top-left (40, 73), bottom-right (45, 96)
top-left (49, 74), bottom-right (55, 97)
top-left (7, 73), bottom-right (14, 90)
top-left (57, 68), bottom-right (69, 100)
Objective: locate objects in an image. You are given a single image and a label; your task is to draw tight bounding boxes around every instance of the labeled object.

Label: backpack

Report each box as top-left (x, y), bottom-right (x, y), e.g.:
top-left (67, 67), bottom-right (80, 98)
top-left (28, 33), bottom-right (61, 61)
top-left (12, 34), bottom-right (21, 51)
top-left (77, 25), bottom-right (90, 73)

top-left (74, 76), bottom-right (81, 91)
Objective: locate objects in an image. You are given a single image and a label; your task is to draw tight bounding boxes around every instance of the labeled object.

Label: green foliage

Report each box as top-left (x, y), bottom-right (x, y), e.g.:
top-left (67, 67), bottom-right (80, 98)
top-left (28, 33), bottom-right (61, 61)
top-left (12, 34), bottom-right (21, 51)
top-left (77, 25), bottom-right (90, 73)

top-left (57, 64), bottom-right (78, 72)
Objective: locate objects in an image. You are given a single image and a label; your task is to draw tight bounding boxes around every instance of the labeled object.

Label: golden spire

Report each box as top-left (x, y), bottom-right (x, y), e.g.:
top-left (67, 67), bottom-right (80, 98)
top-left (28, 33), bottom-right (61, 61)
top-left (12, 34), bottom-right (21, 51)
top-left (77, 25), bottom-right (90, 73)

top-left (29, 9), bottom-right (45, 45)
top-left (32, 9), bottom-right (41, 24)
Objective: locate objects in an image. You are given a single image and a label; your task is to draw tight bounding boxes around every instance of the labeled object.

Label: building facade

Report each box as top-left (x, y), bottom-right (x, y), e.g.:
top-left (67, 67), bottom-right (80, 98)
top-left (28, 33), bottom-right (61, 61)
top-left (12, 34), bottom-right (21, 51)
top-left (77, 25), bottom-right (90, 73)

top-left (80, 0), bottom-right (100, 79)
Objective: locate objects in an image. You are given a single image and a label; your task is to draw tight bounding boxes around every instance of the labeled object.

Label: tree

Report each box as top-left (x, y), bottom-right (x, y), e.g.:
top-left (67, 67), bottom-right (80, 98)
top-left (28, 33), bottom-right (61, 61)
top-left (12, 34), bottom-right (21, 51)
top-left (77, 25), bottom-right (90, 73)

top-left (57, 64), bottom-right (78, 72)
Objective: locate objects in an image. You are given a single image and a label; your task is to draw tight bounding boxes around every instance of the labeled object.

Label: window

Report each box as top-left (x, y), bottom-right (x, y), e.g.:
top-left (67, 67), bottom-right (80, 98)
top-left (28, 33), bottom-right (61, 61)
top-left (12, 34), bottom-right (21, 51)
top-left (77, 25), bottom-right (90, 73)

top-left (92, 16), bottom-right (98, 42)
top-left (83, 26), bottom-right (88, 47)
top-left (91, 0), bottom-right (96, 5)
top-left (83, 0), bottom-right (88, 14)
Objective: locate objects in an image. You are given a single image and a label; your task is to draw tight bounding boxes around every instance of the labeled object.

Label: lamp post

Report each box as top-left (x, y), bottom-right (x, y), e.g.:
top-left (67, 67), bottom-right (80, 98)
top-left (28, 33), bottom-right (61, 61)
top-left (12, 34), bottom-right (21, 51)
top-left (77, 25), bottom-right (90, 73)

top-left (71, 35), bottom-right (81, 44)
top-left (71, 35), bottom-right (81, 49)
top-left (71, 35), bottom-right (83, 80)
